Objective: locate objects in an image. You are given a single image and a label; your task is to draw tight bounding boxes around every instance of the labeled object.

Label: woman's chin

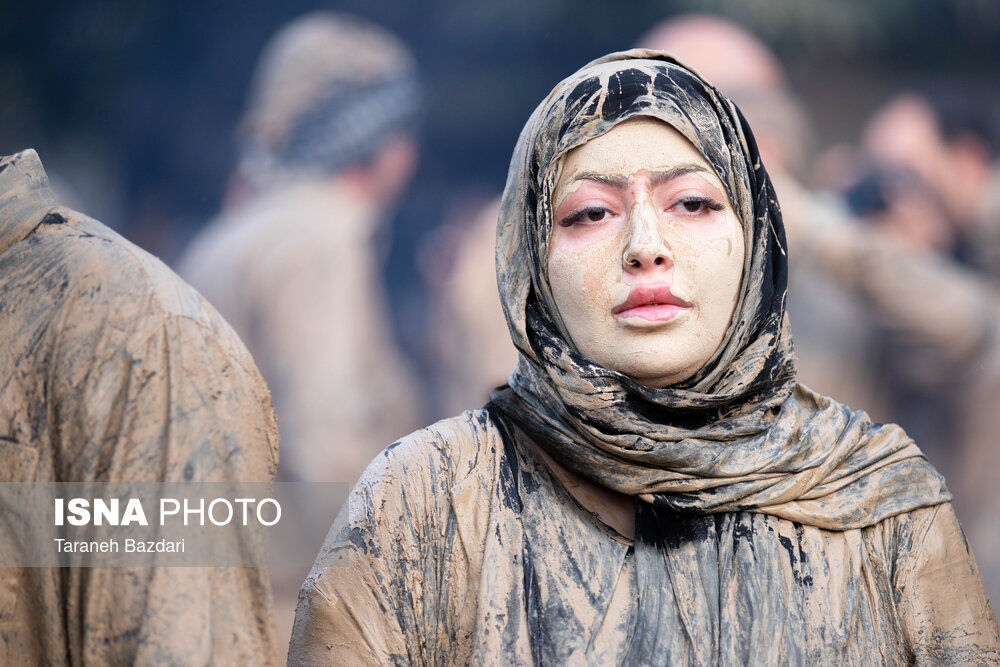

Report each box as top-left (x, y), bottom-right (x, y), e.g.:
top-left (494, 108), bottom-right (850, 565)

top-left (626, 370), bottom-right (694, 389)
top-left (580, 335), bottom-right (714, 388)
top-left (609, 355), bottom-right (705, 389)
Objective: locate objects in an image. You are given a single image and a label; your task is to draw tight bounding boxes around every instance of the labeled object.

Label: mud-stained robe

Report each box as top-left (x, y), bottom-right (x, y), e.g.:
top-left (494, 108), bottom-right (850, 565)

top-left (290, 409), bottom-right (998, 664)
top-left (0, 150), bottom-right (280, 665)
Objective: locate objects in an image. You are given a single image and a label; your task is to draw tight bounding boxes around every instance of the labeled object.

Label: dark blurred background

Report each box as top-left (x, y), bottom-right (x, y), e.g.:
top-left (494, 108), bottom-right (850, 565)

top-left (4, 1), bottom-right (999, 332)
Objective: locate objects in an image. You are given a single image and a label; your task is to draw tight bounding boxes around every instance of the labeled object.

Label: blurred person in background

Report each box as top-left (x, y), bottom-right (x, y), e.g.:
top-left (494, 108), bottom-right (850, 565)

top-left (177, 14), bottom-right (424, 653)
top-left (853, 89), bottom-right (1000, 603)
top-left (179, 12), bottom-right (422, 487)
top-left (0, 149), bottom-right (280, 664)
top-left (860, 90), bottom-right (1000, 277)
top-left (640, 13), bottom-right (1000, 605)
top-left (423, 195), bottom-right (518, 417)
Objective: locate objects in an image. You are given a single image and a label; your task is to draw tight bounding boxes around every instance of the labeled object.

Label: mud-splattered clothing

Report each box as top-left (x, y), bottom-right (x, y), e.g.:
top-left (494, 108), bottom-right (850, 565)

top-left (290, 409), bottom-right (998, 664)
top-left (179, 179), bottom-right (420, 485)
top-left (0, 150), bottom-right (280, 665)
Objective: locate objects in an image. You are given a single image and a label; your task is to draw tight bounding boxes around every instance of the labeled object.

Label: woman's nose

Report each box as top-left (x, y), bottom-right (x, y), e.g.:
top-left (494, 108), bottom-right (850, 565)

top-left (623, 202), bottom-right (672, 273)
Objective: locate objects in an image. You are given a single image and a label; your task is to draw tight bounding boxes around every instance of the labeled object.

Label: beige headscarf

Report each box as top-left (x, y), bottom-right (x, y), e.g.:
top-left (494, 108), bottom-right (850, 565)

top-left (489, 50), bottom-right (949, 531)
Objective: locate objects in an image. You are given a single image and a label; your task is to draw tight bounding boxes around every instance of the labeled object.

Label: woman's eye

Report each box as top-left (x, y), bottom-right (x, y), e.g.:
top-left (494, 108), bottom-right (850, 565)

top-left (586, 208), bottom-right (607, 222)
top-left (559, 206), bottom-right (611, 227)
top-left (674, 196), bottom-right (724, 215)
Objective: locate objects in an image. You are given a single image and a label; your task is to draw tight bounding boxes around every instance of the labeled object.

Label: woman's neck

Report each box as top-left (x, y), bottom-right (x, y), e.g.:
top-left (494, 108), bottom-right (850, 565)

top-left (531, 442), bottom-right (636, 540)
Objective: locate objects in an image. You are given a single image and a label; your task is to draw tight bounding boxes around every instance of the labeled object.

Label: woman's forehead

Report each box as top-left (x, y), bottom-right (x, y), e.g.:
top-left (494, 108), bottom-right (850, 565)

top-left (545, 111), bottom-right (736, 212)
top-left (556, 117), bottom-right (715, 184)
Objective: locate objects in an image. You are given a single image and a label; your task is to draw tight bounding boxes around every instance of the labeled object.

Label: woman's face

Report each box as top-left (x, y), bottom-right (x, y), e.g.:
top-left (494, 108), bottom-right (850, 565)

top-left (547, 117), bottom-right (745, 387)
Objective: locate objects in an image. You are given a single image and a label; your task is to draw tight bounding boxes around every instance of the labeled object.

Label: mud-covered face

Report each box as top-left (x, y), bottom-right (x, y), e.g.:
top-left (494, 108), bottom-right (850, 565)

top-left (547, 117), bottom-right (745, 388)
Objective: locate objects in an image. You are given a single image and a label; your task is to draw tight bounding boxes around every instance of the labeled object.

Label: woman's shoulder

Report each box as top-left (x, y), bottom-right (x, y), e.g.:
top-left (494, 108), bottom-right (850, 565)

top-left (856, 502), bottom-right (986, 591)
top-left (875, 502), bottom-right (1000, 660)
top-left (355, 408), bottom-right (505, 495)
top-left (875, 502), bottom-right (970, 566)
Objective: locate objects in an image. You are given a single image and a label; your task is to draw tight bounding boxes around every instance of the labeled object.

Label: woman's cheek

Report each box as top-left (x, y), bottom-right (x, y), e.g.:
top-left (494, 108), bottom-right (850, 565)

top-left (551, 215), bottom-right (625, 252)
top-left (666, 222), bottom-right (743, 309)
top-left (549, 235), bottom-right (621, 325)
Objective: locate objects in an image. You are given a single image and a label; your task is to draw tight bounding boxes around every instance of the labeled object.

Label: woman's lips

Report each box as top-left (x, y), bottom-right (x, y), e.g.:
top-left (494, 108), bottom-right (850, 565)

top-left (613, 284), bottom-right (692, 322)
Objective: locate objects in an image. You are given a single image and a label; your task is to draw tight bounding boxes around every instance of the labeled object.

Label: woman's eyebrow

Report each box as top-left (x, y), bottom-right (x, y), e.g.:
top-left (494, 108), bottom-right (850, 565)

top-left (649, 163), bottom-right (710, 186)
top-left (572, 172), bottom-right (629, 188)
top-left (571, 163), bottom-right (710, 189)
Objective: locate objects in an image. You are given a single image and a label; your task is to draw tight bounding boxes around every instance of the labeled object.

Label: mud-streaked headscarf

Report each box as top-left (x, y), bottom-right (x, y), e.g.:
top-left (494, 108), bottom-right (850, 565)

top-left (490, 50), bottom-right (949, 531)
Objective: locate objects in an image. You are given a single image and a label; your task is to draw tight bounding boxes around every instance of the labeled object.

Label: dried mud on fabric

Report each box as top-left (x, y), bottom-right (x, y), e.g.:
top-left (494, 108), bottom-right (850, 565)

top-left (0, 150), bottom-right (281, 665)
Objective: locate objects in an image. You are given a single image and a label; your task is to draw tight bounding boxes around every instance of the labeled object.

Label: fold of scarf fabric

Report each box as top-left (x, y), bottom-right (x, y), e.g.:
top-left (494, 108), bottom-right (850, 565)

top-left (490, 49), bottom-right (949, 531)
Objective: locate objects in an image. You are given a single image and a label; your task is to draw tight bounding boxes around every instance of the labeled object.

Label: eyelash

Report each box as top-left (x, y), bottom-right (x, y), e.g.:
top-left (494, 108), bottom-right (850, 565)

top-left (557, 197), bottom-right (724, 227)
top-left (558, 206), bottom-right (610, 227)
top-left (676, 196), bottom-right (725, 214)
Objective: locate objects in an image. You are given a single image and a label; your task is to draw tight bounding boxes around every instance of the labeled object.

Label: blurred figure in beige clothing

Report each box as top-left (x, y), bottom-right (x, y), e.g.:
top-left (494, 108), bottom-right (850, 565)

top-left (858, 90), bottom-right (1000, 599)
top-left (862, 91), bottom-right (1000, 280)
top-left (1, 149), bottom-right (280, 665)
top-left (178, 16), bottom-right (424, 653)
top-left (425, 196), bottom-right (518, 417)
top-left (180, 13), bottom-right (422, 486)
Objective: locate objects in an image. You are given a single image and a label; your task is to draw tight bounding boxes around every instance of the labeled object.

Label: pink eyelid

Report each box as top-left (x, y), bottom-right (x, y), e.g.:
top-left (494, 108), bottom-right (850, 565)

top-left (555, 178), bottom-right (727, 226)
top-left (666, 195), bottom-right (724, 213)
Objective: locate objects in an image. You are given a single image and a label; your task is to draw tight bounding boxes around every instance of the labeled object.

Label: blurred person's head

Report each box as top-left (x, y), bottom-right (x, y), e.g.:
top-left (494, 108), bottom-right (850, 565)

top-left (636, 14), bottom-right (810, 173)
top-left (863, 91), bottom-right (997, 236)
top-left (637, 14), bottom-right (784, 91)
top-left (231, 12), bottom-right (420, 210)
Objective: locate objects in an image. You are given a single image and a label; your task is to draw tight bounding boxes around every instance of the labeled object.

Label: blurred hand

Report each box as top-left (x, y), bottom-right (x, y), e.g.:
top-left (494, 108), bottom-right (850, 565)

top-left (872, 189), bottom-right (953, 254)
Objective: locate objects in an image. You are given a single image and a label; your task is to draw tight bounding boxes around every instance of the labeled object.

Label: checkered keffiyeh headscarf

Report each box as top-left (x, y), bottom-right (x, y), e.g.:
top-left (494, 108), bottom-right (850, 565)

top-left (237, 12), bottom-right (420, 187)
